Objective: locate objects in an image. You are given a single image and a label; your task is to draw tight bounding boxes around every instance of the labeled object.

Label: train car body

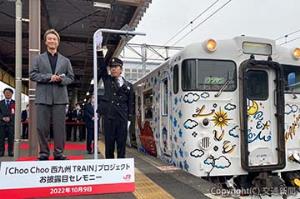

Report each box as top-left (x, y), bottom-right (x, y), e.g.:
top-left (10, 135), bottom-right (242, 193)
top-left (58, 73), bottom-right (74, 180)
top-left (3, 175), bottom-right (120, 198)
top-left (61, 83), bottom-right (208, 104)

top-left (133, 36), bottom-right (300, 187)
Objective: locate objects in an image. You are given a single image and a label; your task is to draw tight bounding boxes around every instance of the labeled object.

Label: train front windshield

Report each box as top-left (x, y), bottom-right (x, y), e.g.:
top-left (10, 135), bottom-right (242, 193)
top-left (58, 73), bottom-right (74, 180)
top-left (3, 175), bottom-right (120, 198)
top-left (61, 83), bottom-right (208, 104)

top-left (283, 64), bottom-right (300, 93)
top-left (181, 59), bottom-right (236, 91)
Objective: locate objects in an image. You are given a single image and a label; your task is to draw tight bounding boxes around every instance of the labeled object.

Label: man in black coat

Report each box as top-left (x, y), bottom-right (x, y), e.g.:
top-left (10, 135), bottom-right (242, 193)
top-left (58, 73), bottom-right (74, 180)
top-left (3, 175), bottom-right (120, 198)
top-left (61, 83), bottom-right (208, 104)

top-left (98, 51), bottom-right (134, 159)
top-left (83, 96), bottom-right (95, 154)
top-left (0, 88), bottom-right (15, 157)
top-left (65, 104), bottom-right (73, 141)
top-left (21, 104), bottom-right (29, 139)
top-left (72, 103), bottom-right (85, 141)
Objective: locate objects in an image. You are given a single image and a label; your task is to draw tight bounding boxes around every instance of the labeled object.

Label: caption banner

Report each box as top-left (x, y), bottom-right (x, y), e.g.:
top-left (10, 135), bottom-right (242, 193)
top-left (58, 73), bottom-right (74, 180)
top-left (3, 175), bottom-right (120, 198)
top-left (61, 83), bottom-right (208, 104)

top-left (0, 158), bottom-right (135, 198)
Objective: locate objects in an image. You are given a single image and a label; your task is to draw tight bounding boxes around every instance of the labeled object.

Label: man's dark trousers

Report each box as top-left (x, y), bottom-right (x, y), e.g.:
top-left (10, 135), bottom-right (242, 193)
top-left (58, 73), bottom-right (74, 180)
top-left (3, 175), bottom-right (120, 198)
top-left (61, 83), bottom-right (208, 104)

top-left (36, 104), bottom-right (66, 158)
top-left (0, 125), bottom-right (14, 156)
top-left (104, 117), bottom-right (127, 159)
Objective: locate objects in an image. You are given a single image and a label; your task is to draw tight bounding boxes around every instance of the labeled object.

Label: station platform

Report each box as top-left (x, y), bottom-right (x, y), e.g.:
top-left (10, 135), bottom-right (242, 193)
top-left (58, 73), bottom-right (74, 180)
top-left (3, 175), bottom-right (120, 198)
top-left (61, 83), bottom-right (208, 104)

top-left (1, 140), bottom-right (299, 199)
top-left (0, 139), bottom-right (211, 199)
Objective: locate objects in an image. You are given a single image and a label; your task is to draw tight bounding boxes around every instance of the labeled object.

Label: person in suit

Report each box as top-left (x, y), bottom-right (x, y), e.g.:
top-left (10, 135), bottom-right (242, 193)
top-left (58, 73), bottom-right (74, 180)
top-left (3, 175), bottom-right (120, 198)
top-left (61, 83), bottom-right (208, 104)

top-left (65, 104), bottom-right (74, 141)
top-left (0, 88), bottom-right (15, 157)
top-left (72, 103), bottom-right (85, 141)
top-left (84, 96), bottom-right (95, 154)
top-left (21, 104), bottom-right (29, 139)
top-left (29, 29), bottom-right (74, 160)
top-left (98, 50), bottom-right (135, 159)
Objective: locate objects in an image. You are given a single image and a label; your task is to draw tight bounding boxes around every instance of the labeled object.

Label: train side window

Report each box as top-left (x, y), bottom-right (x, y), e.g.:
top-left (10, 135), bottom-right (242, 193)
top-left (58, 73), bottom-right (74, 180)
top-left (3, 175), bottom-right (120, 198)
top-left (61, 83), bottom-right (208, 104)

top-left (162, 78), bottom-right (168, 116)
top-left (246, 70), bottom-right (268, 100)
top-left (143, 89), bottom-right (153, 119)
top-left (182, 60), bottom-right (197, 91)
top-left (173, 65), bottom-right (179, 94)
top-left (137, 96), bottom-right (142, 120)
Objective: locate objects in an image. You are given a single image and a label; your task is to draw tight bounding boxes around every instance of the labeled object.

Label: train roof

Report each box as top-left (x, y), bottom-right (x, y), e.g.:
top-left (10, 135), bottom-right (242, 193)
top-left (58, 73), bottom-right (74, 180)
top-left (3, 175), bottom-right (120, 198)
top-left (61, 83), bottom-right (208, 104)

top-left (134, 36), bottom-right (300, 87)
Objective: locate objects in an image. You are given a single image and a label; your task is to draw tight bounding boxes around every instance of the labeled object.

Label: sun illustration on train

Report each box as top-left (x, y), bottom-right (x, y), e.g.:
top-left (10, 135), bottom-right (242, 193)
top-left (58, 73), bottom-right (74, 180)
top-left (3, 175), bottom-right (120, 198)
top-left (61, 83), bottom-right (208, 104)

top-left (212, 107), bottom-right (232, 129)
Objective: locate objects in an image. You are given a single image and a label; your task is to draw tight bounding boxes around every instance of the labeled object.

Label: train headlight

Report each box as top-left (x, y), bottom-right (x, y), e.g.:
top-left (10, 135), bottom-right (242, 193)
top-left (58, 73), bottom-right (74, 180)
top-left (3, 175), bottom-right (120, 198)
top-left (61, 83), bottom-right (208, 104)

top-left (293, 48), bottom-right (300, 59)
top-left (206, 39), bottom-right (217, 52)
top-left (293, 179), bottom-right (300, 187)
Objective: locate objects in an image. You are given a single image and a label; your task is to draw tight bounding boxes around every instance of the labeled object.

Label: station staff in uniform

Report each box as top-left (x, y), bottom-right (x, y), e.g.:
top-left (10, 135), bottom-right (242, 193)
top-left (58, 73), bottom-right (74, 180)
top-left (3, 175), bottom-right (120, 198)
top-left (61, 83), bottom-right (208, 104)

top-left (98, 50), bottom-right (134, 159)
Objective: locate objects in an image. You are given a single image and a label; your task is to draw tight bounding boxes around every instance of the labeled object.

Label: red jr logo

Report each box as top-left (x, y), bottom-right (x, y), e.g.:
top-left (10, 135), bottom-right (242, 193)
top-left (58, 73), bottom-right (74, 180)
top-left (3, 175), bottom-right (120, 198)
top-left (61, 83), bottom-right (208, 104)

top-left (123, 174), bottom-right (131, 181)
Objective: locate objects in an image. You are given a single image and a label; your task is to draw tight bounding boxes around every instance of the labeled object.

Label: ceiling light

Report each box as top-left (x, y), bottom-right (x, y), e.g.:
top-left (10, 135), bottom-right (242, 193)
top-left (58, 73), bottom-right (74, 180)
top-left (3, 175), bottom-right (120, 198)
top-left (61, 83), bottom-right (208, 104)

top-left (94, 2), bottom-right (111, 9)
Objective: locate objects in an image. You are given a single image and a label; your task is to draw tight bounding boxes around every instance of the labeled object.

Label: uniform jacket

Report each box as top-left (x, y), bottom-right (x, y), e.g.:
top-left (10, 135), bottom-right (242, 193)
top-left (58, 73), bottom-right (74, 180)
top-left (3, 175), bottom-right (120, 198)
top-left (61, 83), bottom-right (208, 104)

top-left (0, 99), bottom-right (15, 126)
top-left (98, 53), bottom-right (134, 121)
top-left (29, 52), bottom-right (74, 105)
top-left (83, 103), bottom-right (94, 129)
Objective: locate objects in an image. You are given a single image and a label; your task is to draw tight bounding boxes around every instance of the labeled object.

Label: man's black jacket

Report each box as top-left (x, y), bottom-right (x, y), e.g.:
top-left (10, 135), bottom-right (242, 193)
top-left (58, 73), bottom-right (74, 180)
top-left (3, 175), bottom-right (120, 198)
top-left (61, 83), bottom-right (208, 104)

top-left (97, 52), bottom-right (134, 122)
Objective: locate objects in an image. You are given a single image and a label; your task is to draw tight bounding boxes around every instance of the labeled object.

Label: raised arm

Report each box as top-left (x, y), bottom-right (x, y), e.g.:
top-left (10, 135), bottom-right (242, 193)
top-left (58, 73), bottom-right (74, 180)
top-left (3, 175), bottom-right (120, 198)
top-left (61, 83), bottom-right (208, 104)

top-left (97, 51), bottom-right (109, 80)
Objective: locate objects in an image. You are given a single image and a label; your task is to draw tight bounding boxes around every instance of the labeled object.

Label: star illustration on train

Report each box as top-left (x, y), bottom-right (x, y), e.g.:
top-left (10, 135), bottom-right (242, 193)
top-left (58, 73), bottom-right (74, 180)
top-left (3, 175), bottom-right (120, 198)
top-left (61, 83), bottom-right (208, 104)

top-left (211, 107), bottom-right (232, 129)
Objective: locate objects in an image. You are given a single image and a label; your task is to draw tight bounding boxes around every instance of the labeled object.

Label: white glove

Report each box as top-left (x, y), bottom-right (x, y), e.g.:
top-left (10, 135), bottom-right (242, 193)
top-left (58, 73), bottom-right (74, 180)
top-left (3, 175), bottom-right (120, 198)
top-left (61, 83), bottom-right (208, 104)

top-left (95, 32), bottom-right (103, 51)
top-left (127, 121), bottom-right (131, 130)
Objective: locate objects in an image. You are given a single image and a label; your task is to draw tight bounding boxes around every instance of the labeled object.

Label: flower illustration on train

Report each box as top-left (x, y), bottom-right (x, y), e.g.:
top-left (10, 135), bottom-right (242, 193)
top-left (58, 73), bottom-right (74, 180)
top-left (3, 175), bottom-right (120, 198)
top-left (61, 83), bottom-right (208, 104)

top-left (211, 107), bottom-right (232, 129)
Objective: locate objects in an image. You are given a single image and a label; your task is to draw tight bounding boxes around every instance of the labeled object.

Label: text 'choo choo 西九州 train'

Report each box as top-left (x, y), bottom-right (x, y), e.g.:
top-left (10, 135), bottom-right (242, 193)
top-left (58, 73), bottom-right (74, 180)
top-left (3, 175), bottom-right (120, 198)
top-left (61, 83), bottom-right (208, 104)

top-left (133, 36), bottom-right (300, 190)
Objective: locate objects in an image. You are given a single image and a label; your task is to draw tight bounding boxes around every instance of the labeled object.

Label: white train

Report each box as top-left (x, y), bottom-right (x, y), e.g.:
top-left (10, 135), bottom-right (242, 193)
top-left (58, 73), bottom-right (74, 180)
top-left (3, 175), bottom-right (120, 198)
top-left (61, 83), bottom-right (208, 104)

top-left (133, 36), bottom-right (300, 189)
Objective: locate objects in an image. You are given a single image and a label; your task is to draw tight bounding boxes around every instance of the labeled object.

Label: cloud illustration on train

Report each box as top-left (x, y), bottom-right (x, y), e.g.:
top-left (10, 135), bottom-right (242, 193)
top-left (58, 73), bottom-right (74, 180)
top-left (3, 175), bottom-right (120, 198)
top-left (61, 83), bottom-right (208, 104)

top-left (224, 103), bottom-right (236, 111)
top-left (200, 92), bottom-right (209, 99)
top-left (183, 93), bottom-right (200, 103)
top-left (228, 125), bottom-right (239, 138)
top-left (204, 156), bottom-right (231, 169)
top-left (285, 104), bottom-right (298, 115)
top-left (184, 119), bottom-right (198, 129)
top-left (190, 149), bottom-right (204, 158)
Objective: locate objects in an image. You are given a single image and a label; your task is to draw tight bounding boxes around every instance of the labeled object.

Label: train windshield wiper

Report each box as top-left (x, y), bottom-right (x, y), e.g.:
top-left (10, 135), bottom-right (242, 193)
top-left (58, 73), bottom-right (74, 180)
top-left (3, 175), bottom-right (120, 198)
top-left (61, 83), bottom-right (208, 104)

top-left (286, 83), bottom-right (298, 99)
top-left (214, 79), bottom-right (230, 97)
top-left (291, 88), bottom-right (297, 99)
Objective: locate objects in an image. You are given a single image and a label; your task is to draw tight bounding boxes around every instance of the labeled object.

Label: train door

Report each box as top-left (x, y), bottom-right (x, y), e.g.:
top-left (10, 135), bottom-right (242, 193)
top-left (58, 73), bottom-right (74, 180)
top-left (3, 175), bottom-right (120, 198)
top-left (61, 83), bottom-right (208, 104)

top-left (160, 74), bottom-right (172, 156)
top-left (239, 59), bottom-right (285, 172)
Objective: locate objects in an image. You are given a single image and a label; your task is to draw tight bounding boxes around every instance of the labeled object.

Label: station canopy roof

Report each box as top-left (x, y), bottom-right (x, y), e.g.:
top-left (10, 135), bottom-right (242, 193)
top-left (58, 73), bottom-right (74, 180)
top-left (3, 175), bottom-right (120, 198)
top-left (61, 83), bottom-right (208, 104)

top-left (0, 0), bottom-right (151, 102)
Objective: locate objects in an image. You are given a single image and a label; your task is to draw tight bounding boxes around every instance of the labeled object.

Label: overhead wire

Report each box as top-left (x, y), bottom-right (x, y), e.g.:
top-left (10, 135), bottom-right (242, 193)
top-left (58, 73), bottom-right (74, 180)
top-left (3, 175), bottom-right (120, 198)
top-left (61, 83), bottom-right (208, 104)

top-left (275, 28), bottom-right (300, 41)
top-left (147, 0), bottom-right (223, 60)
top-left (172, 0), bottom-right (232, 46)
top-left (163, 0), bottom-right (220, 46)
top-left (279, 35), bottom-right (300, 46)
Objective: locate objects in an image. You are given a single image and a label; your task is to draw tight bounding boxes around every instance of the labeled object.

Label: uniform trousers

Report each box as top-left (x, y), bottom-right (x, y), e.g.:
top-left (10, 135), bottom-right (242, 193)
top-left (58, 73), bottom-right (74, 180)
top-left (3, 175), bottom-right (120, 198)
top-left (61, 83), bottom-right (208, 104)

top-left (86, 126), bottom-right (94, 153)
top-left (104, 117), bottom-right (127, 159)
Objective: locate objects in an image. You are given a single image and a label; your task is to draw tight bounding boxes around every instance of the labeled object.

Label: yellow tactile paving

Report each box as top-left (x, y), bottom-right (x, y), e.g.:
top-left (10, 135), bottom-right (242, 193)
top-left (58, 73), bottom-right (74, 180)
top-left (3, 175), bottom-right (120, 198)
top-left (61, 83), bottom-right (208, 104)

top-left (133, 168), bottom-right (174, 199)
top-left (97, 140), bottom-right (174, 199)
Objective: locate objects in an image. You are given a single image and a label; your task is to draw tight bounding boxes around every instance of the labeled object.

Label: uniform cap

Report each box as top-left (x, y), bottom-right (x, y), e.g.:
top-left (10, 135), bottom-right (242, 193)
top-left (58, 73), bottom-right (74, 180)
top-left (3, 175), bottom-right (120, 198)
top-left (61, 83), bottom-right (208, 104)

top-left (109, 57), bottom-right (123, 68)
